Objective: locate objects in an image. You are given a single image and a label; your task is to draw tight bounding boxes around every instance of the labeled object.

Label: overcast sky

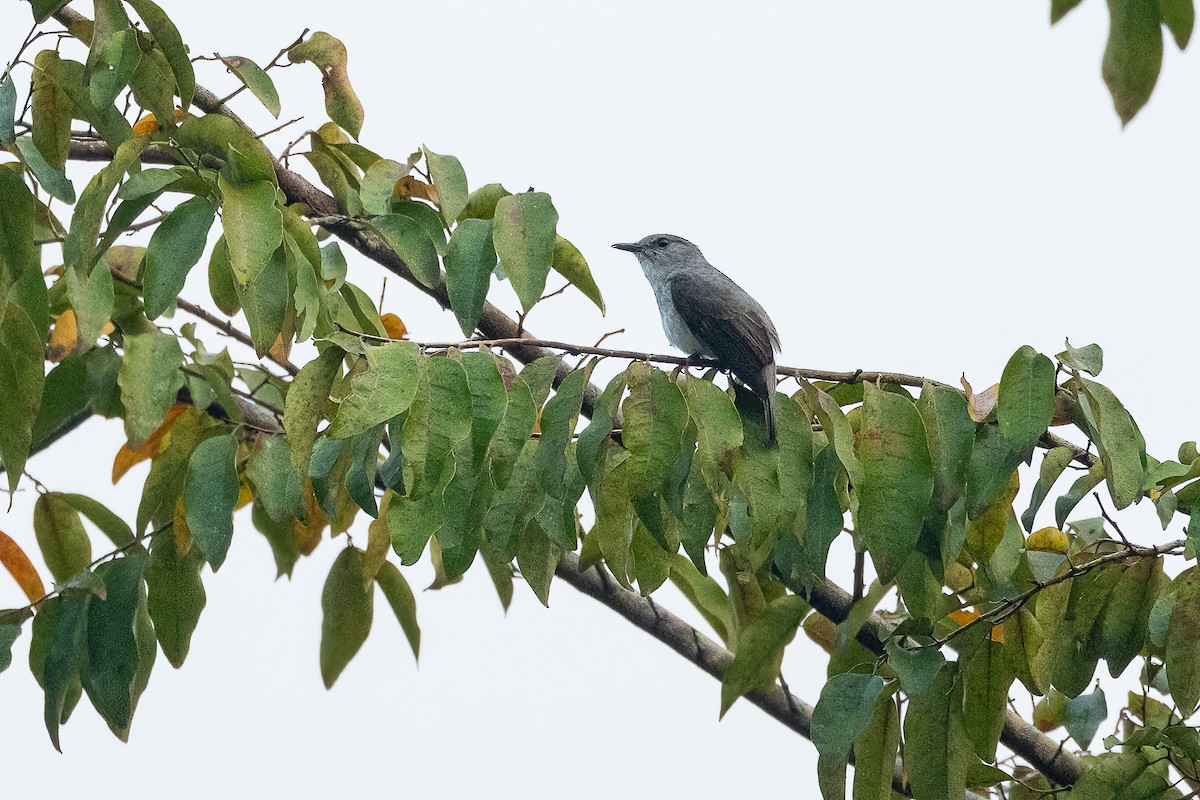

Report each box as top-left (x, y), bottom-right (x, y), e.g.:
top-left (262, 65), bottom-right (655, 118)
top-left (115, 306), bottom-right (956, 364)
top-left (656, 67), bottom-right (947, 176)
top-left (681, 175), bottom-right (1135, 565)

top-left (2, 1), bottom-right (1199, 796)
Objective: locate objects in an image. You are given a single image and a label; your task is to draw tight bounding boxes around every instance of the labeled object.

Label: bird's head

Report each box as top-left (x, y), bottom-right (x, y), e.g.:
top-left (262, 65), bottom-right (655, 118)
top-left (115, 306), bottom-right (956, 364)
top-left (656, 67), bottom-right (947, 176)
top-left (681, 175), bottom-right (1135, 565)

top-left (612, 234), bottom-right (705, 277)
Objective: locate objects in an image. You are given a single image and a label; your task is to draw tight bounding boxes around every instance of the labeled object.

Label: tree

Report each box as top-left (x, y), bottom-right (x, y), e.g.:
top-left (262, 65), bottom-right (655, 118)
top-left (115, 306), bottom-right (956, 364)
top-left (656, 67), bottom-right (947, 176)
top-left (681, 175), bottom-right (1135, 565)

top-left (0, 1), bottom-right (1196, 797)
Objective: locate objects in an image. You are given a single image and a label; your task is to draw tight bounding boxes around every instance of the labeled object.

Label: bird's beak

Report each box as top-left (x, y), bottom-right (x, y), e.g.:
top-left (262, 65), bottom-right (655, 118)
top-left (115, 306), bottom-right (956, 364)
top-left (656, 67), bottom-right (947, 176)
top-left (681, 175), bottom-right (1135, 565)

top-left (611, 242), bottom-right (641, 253)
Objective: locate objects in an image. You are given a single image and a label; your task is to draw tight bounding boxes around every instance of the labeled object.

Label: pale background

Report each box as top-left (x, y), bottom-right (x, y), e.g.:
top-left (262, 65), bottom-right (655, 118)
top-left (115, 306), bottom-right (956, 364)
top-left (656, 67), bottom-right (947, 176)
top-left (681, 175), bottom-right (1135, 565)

top-left (1, 0), bottom-right (1197, 795)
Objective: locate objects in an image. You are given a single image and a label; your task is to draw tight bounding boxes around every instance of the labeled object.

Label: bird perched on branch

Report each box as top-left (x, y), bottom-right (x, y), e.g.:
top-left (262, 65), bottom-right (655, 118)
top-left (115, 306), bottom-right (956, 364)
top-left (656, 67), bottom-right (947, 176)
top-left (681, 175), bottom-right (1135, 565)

top-left (613, 234), bottom-right (781, 442)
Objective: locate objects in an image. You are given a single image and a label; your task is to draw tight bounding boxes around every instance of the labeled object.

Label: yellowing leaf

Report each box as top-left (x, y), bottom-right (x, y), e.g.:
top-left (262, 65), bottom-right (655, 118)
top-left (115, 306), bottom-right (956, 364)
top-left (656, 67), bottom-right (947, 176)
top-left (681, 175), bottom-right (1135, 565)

top-left (132, 113), bottom-right (159, 136)
top-left (173, 498), bottom-right (192, 556)
top-left (47, 309), bottom-right (80, 362)
top-left (0, 530), bottom-right (47, 603)
top-left (111, 403), bottom-right (189, 483)
top-left (949, 608), bottom-right (980, 626)
top-left (961, 375), bottom-right (999, 423)
top-left (268, 333), bottom-right (291, 364)
top-left (380, 313), bottom-right (407, 340)
top-left (395, 175), bottom-right (439, 205)
top-left (236, 480), bottom-right (254, 510)
top-left (293, 486), bottom-right (326, 556)
top-left (1026, 526), bottom-right (1069, 554)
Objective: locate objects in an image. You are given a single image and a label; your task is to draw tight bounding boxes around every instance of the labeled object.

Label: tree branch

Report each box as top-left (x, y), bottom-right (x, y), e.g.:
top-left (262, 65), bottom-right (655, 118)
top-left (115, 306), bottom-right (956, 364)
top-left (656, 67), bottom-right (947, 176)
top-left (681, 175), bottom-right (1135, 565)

top-left (48, 7), bottom-right (1094, 786)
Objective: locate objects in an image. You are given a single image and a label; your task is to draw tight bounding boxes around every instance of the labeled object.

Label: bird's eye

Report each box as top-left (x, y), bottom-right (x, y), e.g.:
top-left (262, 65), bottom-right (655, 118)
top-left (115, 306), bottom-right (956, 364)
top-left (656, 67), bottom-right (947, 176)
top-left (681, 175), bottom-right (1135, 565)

top-left (655, 237), bottom-right (669, 248)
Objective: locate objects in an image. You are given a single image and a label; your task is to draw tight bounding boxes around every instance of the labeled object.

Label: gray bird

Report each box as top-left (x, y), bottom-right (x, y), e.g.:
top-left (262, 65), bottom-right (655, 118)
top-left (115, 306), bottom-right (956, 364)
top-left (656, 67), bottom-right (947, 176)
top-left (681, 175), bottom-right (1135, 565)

top-left (612, 234), bottom-right (781, 441)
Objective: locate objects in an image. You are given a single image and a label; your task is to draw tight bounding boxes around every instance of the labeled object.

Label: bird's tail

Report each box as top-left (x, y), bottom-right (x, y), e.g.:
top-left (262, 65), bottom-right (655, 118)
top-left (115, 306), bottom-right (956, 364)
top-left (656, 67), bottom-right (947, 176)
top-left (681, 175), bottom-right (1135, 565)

top-left (763, 364), bottom-right (778, 444)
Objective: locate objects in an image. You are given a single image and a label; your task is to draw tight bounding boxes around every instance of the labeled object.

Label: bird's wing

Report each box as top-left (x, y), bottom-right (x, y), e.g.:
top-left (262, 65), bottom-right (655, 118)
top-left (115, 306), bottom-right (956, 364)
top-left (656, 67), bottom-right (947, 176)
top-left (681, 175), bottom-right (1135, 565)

top-left (669, 269), bottom-right (777, 393)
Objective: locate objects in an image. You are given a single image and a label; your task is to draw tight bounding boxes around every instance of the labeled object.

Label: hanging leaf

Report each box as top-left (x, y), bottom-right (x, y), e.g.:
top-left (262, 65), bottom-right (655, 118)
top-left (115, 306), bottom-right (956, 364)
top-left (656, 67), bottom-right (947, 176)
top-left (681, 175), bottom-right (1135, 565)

top-left (321, 547), bottom-right (373, 687)
top-left (0, 529), bottom-right (47, 603)
top-left (997, 345), bottom-right (1055, 450)
top-left (142, 196), bottom-right (217, 319)
top-left (81, 551), bottom-right (149, 741)
top-left (124, 0), bottom-right (195, 109)
top-left (369, 214), bottom-right (440, 289)
top-left (622, 363), bottom-right (688, 499)
top-left (444, 218), bottom-right (496, 337)
top-left (492, 192), bottom-right (558, 312)
top-left (719, 595), bottom-right (807, 716)
top-left (288, 32), bottom-right (364, 139)
top-left (117, 329), bottom-right (184, 449)
top-left (0, 303), bottom-right (45, 493)
top-left (903, 665), bottom-right (970, 800)
top-left (284, 346), bottom-right (343, 479)
top-left (1079, 379), bottom-right (1146, 510)
top-left (1167, 567), bottom-right (1200, 715)
top-left (183, 434), bottom-right (239, 570)
top-left (220, 55), bottom-right (281, 117)
top-left (33, 493), bottom-right (92, 583)
top-left (328, 341), bottom-right (420, 438)
top-left (422, 146), bottom-right (468, 224)
top-left (218, 175), bottom-right (283, 286)
top-left (855, 384), bottom-right (933, 583)
top-left (374, 560), bottom-right (419, 662)
top-left (1102, 0), bottom-right (1164, 125)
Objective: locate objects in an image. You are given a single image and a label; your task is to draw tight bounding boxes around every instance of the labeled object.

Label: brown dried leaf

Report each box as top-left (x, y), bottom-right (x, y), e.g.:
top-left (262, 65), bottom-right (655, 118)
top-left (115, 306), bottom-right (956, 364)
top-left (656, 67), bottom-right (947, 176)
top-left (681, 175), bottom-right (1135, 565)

top-left (961, 375), bottom-right (999, 423)
top-left (0, 530), bottom-right (47, 603)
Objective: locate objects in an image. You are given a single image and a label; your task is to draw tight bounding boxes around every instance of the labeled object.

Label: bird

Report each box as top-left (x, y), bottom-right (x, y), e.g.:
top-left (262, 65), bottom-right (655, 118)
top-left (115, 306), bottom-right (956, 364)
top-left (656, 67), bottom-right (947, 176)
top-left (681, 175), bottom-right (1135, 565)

top-left (612, 234), bottom-right (781, 442)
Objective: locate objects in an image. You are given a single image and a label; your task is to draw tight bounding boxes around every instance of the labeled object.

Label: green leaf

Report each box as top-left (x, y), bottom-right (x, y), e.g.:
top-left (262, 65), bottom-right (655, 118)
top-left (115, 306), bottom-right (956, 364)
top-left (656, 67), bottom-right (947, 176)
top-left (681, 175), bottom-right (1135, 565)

top-left (220, 55), bottom-right (280, 117)
top-left (668, 554), bottom-right (733, 644)
top-left (1052, 0), bottom-right (1086, 23)
top-left (288, 32), bottom-right (364, 139)
top-left (1022, 446), bottom-right (1074, 531)
top-left (622, 363), bottom-right (688, 499)
top-left (1004, 608), bottom-right (1047, 695)
top-left (54, 494), bottom-right (131, 549)
top-left (39, 591), bottom-right (91, 751)
top-left (1103, 0), bottom-right (1164, 125)
top-left (0, 165), bottom-right (35, 291)
top-left (1100, 555), bottom-right (1160, 676)
top-left (1057, 339), bottom-right (1103, 377)
top-left (903, 665), bottom-right (969, 800)
top-left (1062, 684), bottom-right (1106, 749)
top-left (492, 192), bottom-right (558, 312)
top-left (207, 237), bottom-right (240, 315)
top-left (142, 196), bottom-right (217, 318)
top-left (423, 146), bottom-right (468, 224)
top-left (1070, 752), bottom-right (1167, 799)
top-left (117, 328), bottom-right (183, 449)
top-left (145, 536), bottom-right (205, 668)
top-left (917, 382), bottom-right (974, 511)
top-left (30, 0), bottom-right (72, 23)
top-left (123, 0), bottom-right (194, 109)
top-left (550, 235), bottom-right (604, 313)
top-left (369, 214), bottom-right (441, 289)
top-left (536, 365), bottom-right (591, 497)
top-left (0, 304), bottom-right (45, 493)
top-left (87, 28), bottom-right (140, 112)
top-left (320, 546), bottom-right (373, 687)
top-left (374, 561), bottom-right (419, 661)
top-left (459, 182), bottom-right (511, 221)
top-left (246, 435), bottom-right (304, 524)
top-left (63, 134), bottom-right (145, 271)
top-left (966, 422), bottom-right (1026, 518)
top-left (233, 243), bottom-right (288, 357)
top-left (1161, 0), bottom-right (1196, 48)
top-left (811, 672), bottom-right (885, 759)
top-left (64, 260), bottom-right (114, 355)
top-left (359, 159), bottom-right (407, 216)
top-left (884, 639), bottom-right (946, 698)
top-left (852, 692), bottom-right (900, 800)
top-left (0, 622), bottom-right (19, 674)
top-left (328, 341), bottom-right (421, 438)
top-left (30, 50), bottom-right (71, 173)
top-left (1079, 379), bottom-right (1146, 509)
top-left (997, 345), bottom-right (1055, 450)
top-left (284, 345), bottom-right (343, 480)
top-left (183, 434), bottom-right (239, 570)
top-left (33, 493), bottom-right (93, 583)
top-left (0, 73), bottom-right (13, 143)
top-left (176, 113), bottom-right (276, 184)
top-left (1055, 461), bottom-right (1105, 528)
top-left (802, 383), bottom-right (864, 488)
top-left (218, 175), bottom-right (283, 286)
top-left (855, 384), bottom-right (933, 583)
top-left (961, 639), bottom-right (1015, 762)
top-left (1167, 566), bottom-right (1200, 714)
top-left (516, 522), bottom-right (560, 606)
top-left (82, 551), bottom-right (149, 741)
top-left (444, 218), bottom-right (496, 337)
top-left (39, 57), bottom-right (132, 150)
top-left (14, 138), bottom-right (74, 202)
top-left (720, 595), bottom-right (807, 716)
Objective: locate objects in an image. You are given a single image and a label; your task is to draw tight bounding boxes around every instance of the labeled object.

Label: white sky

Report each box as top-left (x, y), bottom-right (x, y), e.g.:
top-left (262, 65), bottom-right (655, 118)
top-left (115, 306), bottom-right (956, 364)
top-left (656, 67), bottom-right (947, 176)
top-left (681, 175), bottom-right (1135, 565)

top-left (2, 0), bottom-right (1199, 795)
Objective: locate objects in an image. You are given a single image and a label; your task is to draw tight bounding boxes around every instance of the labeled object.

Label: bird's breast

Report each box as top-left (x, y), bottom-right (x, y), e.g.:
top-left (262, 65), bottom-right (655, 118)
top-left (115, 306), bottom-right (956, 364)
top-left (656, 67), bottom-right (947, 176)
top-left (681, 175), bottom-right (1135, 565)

top-left (650, 281), bottom-right (707, 355)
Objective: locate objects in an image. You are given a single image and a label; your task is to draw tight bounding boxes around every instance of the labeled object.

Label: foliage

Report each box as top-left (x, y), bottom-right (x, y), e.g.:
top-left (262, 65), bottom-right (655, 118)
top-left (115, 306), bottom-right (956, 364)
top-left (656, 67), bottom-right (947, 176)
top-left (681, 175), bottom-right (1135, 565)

top-left (0, 2), bottom-right (1197, 798)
